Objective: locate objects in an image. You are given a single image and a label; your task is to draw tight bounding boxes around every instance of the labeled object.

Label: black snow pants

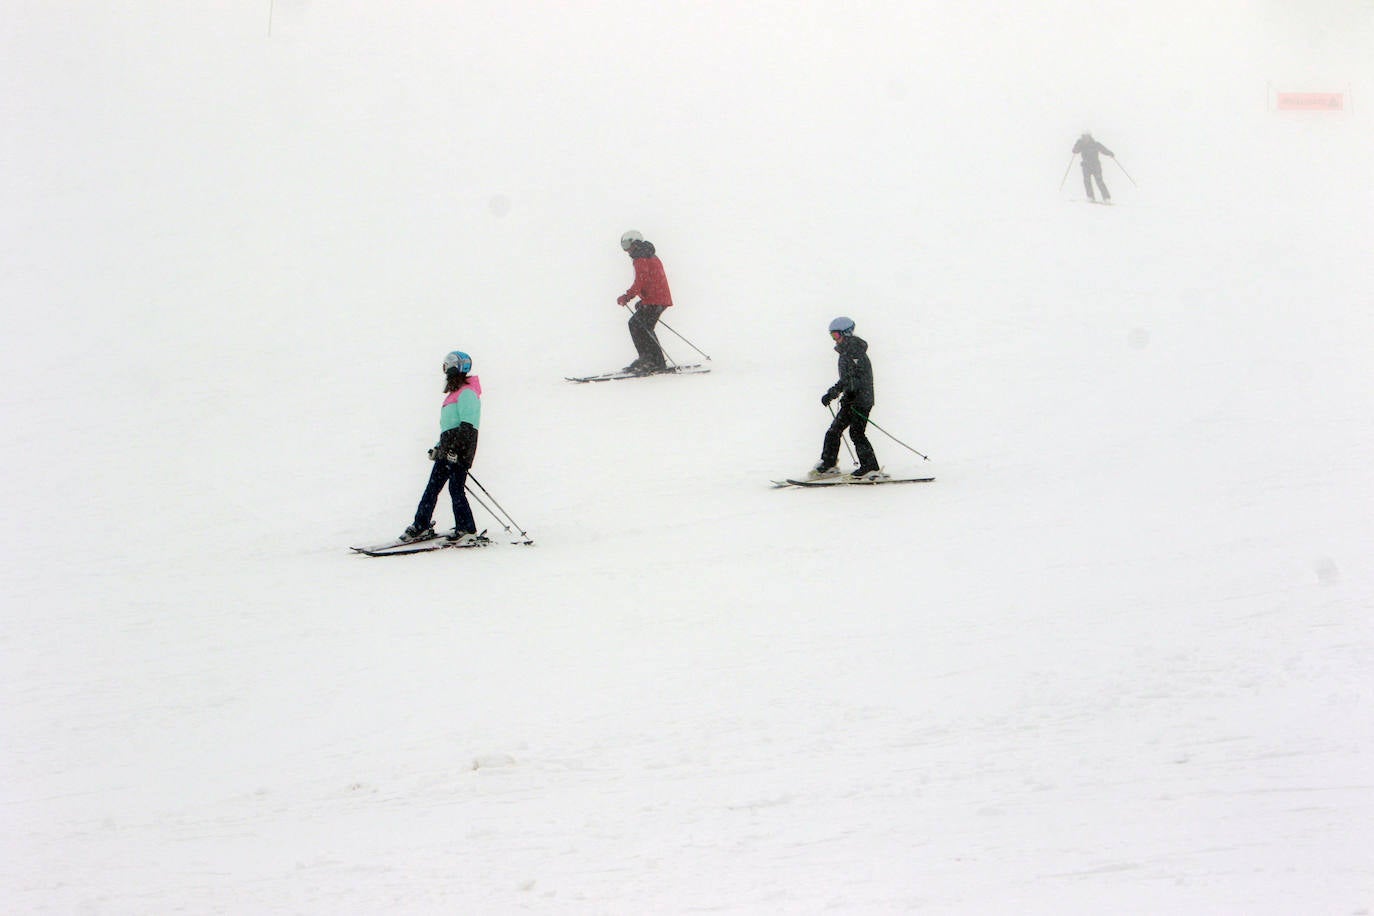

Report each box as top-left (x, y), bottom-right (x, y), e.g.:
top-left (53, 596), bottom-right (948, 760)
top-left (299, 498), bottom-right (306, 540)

top-left (822, 399), bottom-right (879, 472)
top-left (628, 304), bottom-right (667, 368)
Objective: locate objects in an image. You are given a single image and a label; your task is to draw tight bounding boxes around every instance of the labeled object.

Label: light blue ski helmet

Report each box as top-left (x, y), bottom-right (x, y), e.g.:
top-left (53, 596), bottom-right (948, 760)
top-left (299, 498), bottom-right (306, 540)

top-left (620, 229), bottom-right (643, 251)
top-left (443, 350), bottom-right (472, 373)
top-left (828, 316), bottom-right (855, 336)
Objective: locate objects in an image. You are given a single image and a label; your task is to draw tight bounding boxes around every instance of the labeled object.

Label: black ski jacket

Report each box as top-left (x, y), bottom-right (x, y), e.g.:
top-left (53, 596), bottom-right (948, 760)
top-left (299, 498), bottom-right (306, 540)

top-left (826, 334), bottom-right (875, 407)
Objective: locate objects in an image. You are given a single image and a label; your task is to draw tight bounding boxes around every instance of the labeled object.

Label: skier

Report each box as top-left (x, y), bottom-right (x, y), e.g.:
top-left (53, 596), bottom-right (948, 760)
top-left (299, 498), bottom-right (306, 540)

top-left (1072, 131), bottom-right (1115, 202)
top-left (813, 316), bottom-right (884, 481)
top-left (401, 350), bottom-right (486, 544)
top-left (615, 230), bottom-right (673, 373)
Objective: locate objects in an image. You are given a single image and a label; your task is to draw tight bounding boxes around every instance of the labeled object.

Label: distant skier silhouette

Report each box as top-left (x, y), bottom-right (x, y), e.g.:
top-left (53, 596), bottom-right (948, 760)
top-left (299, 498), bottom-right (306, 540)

top-left (1072, 132), bottom-right (1115, 202)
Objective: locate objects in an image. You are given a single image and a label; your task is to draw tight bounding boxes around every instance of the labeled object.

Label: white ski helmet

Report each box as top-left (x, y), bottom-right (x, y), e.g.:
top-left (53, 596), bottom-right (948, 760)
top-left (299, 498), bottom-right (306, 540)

top-left (828, 316), bottom-right (856, 336)
top-left (443, 350), bottom-right (472, 373)
top-left (620, 229), bottom-right (644, 251)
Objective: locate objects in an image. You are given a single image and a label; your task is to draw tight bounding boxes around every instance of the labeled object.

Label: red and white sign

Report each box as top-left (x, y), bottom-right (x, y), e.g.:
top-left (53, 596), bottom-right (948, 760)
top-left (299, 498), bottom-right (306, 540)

top-left (1276, 92), bottom-right (1344, 111)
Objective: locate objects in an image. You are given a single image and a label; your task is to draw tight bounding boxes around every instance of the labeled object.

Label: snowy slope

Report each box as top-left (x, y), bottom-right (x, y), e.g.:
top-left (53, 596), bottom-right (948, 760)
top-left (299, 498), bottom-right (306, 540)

top-left (3, 2), bottom-right (1374, 913)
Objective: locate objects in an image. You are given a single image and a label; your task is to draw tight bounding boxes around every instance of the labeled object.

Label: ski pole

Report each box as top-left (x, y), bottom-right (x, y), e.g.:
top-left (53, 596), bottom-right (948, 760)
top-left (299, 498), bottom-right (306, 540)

top-left (650, 324), bottom-right (680, 369)
top-left (622, 301), bottom-right (712, 361)
top-left (851, 409), bottom-right (930, 461)
top-left (469, 479), bottom-right (530, 543)
top-left (1111, 157), bottom-right (1138, 187)
top-left (655, 317), bottom-right (711, 361)
top-left (466, 482), bottom-right (533, 544)
top-left (1058, 153), bottom-right (1077, 191)
top-left (466, 474), bottom-right (533, 543)
top-left (465, 484), bottom-right (505, 531)
top-left (828, 403), bottom-right (858, 465)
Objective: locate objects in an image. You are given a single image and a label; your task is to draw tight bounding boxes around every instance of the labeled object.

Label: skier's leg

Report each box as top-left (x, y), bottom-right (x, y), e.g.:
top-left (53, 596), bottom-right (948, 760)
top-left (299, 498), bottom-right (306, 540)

top-left (849, 407), bottom-right (879, 472)
top-left (1095, 171), bottom-right (1111, 200)
top-left (627, 310), bottom-right (648, 365)
top-left (413, 460), bottom-right (448, 528)
top-left (639, 305), bottom-right (667, 369)
top-left (449, 466), bottom-right (476, 534)
top-left (628, 308), bottom-right (659, 366)
top-left (1081, 165), bottom-right (1095, 200)
top-left (820, 410), bottom-right (849, 468)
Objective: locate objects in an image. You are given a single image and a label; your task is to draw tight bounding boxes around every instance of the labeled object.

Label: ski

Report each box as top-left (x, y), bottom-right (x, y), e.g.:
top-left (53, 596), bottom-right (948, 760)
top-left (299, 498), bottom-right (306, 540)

top-left (351, 531), bottom-right (496, 556)
top-left (776, 475), bottom-right (935, 488)
top-left (566, 364), bottom-right (710, 383)
top-left (351, 532), bottom-right (444, 553)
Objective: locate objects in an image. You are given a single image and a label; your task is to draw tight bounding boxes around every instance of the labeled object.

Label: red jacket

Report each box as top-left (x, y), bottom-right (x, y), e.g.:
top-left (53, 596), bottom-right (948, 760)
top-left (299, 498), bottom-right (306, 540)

top-left (623, 241), bottom-right (673, 307)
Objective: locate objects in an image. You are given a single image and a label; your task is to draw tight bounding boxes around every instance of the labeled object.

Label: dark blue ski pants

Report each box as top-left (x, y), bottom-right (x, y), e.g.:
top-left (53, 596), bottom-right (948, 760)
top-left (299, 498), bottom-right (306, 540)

top-left (413, 459), bottom-right (476, 534)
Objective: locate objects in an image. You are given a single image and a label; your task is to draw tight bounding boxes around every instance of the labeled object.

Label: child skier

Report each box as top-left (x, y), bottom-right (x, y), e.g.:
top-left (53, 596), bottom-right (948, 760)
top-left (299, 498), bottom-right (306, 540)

top-left (615, 229), bottom-right (673, 373)
top-left (401, 350), bottom-right (486, 543)
top-left (812, 317), bottom-right (885, 481)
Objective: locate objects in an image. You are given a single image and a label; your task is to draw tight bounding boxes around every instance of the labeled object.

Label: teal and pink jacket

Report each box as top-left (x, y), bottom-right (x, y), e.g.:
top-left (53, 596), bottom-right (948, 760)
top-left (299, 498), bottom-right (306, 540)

top-left (437, 375), bottom-right (481, 467)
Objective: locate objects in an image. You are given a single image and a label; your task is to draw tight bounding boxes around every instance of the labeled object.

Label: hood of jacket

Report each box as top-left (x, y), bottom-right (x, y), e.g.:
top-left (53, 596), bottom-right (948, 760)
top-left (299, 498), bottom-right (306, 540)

top-left (834, 335), bottom-right (868, 357)
top-left (444, 374), bottom-right (481, 403)
top-left (628, 239), bottom-right (657, 259)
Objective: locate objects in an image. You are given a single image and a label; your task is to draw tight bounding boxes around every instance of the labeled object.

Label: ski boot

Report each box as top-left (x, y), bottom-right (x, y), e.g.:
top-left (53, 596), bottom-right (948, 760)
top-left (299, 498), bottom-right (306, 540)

top-left (400, 521), bottom-right (436, 542)
top-left (808, 462), bottom-right (841, 480)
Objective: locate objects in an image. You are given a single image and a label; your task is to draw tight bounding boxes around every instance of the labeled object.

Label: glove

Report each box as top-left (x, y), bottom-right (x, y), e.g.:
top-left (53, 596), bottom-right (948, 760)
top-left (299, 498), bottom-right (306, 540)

top-left (428, 446), bottom-right (440, 461)
top-left (821, 389), bottom-right (837, 407)
top-left (617, 294), bottom-right (630, 306)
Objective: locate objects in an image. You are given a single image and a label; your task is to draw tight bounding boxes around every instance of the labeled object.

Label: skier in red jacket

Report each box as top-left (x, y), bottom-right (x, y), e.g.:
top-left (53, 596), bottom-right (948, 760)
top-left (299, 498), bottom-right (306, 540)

top-left (615, 230), bottom-right (673, 373)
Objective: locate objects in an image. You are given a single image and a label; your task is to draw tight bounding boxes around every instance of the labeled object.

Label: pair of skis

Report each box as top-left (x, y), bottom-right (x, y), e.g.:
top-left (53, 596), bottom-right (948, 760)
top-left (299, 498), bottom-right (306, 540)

top-left (565, 363), bottom-right (710, 383)
top-left (770, 474), bottom-right (935, 489)
top-left (351, 529), bottom-right (533, 557)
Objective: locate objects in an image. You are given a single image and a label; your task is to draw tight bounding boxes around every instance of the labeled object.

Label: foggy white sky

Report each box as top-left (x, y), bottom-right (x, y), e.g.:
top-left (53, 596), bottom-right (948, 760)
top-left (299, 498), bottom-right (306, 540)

top-left (2, 1), bottom-right (1369, 370)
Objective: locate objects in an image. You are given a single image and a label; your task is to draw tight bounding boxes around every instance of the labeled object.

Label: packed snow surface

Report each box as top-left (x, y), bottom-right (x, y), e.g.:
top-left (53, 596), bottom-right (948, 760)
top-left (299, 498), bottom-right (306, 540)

top-left (3, 2), bottom-right (1372, 912)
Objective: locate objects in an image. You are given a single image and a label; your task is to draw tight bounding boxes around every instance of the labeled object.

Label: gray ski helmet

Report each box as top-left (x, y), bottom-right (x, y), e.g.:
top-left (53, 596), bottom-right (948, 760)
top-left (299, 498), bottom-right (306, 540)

top-left (620, 229), bottom-right (643, 251)
top-left (443, 350), bottom-right (472, 373)
top-left (828, 316), bottom-right (856, 336)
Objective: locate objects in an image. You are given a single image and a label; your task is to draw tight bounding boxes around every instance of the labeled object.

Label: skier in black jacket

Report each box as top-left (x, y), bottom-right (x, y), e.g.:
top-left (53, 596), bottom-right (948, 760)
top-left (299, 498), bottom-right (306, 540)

top-left (813, 316), bottom-right (883, 480)
top-left (1072, 132), bottom-right (1115, 202)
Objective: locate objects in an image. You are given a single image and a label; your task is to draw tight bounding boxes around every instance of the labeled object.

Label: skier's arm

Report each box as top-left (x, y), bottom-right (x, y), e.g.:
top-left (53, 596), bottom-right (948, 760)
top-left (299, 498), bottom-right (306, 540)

top-left (620, 260), bottom-right (646, 304)
top-left (839, 352), bottom-right (863, 395)
top-left (824, 361), bottom-right (858, 404)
